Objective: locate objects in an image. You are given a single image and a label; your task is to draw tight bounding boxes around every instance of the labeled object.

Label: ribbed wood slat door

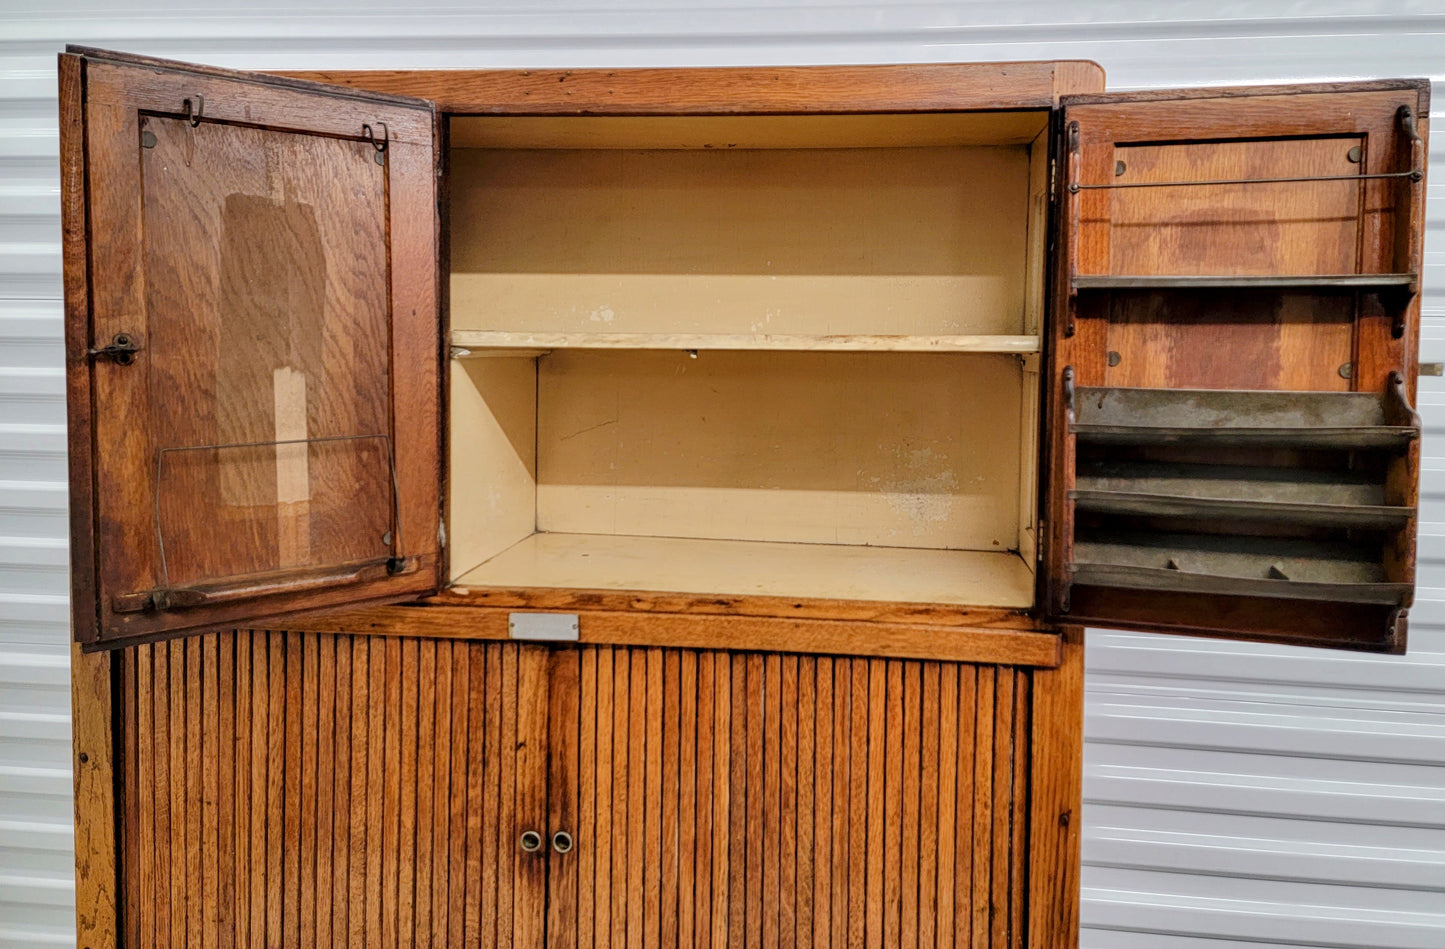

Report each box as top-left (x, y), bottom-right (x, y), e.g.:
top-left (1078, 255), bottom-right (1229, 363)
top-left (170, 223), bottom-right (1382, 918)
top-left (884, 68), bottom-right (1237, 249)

top-left (115, 631), bottom-right (550, 949)
top-left (553, 647), bottom-right (1032, 949)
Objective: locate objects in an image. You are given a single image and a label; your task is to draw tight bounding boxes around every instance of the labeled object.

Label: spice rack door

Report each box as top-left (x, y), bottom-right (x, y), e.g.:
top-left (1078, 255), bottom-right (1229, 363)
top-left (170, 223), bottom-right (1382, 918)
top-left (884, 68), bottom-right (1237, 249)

top-left (1046, 80), bottom-right (1428, 651)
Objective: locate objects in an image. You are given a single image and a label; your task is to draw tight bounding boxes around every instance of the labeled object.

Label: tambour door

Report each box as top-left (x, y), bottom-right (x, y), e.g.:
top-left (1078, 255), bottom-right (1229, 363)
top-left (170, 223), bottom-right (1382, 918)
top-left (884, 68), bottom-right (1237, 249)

top-left (113, 632), bottom-right (551, 949)
top-left (60, 47), bottom-right (443, 644)
top-left (546, 646), bottom-right (1036, 949)
top-left (1044, 80), bottom-right (1429, 651)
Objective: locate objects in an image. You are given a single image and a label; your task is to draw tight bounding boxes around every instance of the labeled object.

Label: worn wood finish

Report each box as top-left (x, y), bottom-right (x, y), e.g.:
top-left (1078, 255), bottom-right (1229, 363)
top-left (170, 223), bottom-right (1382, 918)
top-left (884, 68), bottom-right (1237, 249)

top-left (1101, 136), bottom-right (1365, 278)
top-left (60, 52), bottom-right (102, 645)
top-left (65, 48), bottom-right (1438, 949)
top-left (279, 61), bottom-right (1104, 114)
top-left (1026, 626), bottom-right (1084, 948)
top-left (107, 633), bottom-right (1058, 947)
top-left (449, 112), bottom-right (1050, 149)
top-left (67, 51), bottom-right (122, 945)
top-left (430, 586), bottom-right (1049, 629)
top-left (294, 604), bottom-right (1063, 668)
top-left (71, 643), bottom-right (118, 949)
top-left (1046, 81), bottom-right (1427, 648)
top-left (559, 645), bottom-right (1033, 949)
top-left (1099, 291), bottom-right (1357, 392)
top-left (68, 50), bottom-right (441, 644)
top-left (116, 632), bottom-right (550, 949)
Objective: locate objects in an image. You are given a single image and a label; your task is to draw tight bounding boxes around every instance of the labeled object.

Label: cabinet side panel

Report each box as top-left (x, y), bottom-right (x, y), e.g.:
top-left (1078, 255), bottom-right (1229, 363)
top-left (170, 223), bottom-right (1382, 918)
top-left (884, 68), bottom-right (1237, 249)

top-left (1027, 626), bottom-right (1083, 948)
top-left (60, 52), bottom-right (99, 644)
top-left (449, 356), bottom-right (537, 579)
top-left (71, 643), bottom-right (117, 949)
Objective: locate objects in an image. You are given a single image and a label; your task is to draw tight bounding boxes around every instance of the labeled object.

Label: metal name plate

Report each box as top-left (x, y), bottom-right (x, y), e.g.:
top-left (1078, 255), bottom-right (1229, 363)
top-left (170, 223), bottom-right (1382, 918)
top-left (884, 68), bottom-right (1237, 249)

top-left (508, 612), bottom-right (580, 642)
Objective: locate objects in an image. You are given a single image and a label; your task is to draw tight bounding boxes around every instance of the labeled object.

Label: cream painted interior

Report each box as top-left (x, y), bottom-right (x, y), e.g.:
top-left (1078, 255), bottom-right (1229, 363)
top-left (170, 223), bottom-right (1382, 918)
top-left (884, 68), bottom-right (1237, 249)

top-left (446, 112), bottom-right (1047, 607)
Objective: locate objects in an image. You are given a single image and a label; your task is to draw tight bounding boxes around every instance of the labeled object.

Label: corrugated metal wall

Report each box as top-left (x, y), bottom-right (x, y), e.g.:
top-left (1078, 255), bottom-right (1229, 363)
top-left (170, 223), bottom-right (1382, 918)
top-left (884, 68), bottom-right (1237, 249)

top-left (1, 2), bottom-right (1442, 946)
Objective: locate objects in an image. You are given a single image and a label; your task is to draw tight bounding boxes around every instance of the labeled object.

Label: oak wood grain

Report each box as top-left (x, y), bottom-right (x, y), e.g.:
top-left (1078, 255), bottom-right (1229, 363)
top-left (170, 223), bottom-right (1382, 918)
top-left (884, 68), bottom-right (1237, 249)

top-left (60, 52), bottom-right (100, 647)
top-left (548, 645), bottom-right (1031, 949)
top-left (293, 604), bottom-right (1063, 668)
top-left (434, 586), bottom-right (1044, 630)
top-left (1048, 81), bottom-right (1426, 650)
top-left (1027, 627), bottom-right (1084, 949)
top-left (70, 51), bottom-right (439, 644)
top-left (115, 632), bottom-right (556, 948)
top-left (70, 643), bottom-right (117, 949)
top-left (278, 61), bottom-right (1103, 114)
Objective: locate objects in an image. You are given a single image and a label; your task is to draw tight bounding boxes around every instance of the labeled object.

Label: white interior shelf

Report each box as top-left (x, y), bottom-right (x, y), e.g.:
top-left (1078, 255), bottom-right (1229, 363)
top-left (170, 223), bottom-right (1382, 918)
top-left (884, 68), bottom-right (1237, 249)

top-left (453, 532), bottom-right (1037, 608)
top-left (445, 111), bottom-right (1051, 610)
top-left (450, 329), bottom-right (1041, 356)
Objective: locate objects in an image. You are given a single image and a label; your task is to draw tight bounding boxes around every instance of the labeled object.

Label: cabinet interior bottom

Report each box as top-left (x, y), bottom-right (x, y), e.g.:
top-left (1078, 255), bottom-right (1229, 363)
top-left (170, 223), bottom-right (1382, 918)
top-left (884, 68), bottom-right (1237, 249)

top-left (451, 531), bottom-right (1036, 608)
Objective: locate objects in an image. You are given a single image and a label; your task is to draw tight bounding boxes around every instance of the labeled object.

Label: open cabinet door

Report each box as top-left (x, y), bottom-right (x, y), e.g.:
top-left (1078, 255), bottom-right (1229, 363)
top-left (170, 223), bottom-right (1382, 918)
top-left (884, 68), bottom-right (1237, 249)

top-left (1044, 80), bottom-right (1429, 652)
top-left (61, 48), bottom-right (443, 645)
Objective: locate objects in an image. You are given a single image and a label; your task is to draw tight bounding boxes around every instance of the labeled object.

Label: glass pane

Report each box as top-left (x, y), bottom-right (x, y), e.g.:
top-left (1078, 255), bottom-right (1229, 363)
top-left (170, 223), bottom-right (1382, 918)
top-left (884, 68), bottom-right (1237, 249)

top-left (155, 436), bottom-right (393, 588)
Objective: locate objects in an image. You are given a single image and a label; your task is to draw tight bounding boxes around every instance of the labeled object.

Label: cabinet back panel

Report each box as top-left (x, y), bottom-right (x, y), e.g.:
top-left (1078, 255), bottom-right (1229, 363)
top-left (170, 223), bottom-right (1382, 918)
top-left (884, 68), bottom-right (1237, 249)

top-left (534, 350), bottom-right (1023, 551)
top-left (1099, 290), bottom-right (1355, 391)
top-left (1096, 137), bottom-right (1364, 276)
top-left (449, 111), bottom-right (1049, 150)
top-left (449, 145), bottom-right (1030, 337)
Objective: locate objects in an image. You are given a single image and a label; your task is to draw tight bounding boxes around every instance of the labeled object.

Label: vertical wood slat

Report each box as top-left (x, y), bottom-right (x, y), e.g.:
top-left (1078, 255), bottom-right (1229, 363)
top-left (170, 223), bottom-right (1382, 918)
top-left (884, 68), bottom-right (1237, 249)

top-left (591, 647), bottom-right (614, 949)
top-left (446, 641), bottom-right (469, 949)
top-left (299, 635), bottom-right (318, 949)
top-left (563, 647), bottom-right (1033, 949)
top-left (234, 635), bottom-right (251, 949)
top-left (116, 632), bottom-right (550, 949)
top-left (676, 651), bottom-right (697, 949)
top-left (330, 635), bottom-right (350, 948)
top-left (116, 636), bottom-right (1034, 949)
top-left (467, 641), bottom-right (488, 949)
top-left (611, 650), bottom-right (630, 949)
top-left (409, 640), bottom-right (430, 949)
top-left (660, 651), bottom-right (681, 949)
top-left (152, 642), bottom-right (171, 949)
top-left (315, 634), bottom-right (335, 949)
top-left (577, 648), bottom-right (599, 949)
top-left (171, 639), bottom-right (189, 948)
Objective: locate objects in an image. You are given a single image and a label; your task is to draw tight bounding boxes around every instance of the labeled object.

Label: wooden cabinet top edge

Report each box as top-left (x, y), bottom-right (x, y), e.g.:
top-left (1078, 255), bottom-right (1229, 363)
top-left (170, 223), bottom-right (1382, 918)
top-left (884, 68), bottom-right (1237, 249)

top-left (1062, 76), bottom-right (1430, 109)
top-left (67, 44), bottom-right (436, 111)
top-left (274, 60), bottom-right (1105, 114)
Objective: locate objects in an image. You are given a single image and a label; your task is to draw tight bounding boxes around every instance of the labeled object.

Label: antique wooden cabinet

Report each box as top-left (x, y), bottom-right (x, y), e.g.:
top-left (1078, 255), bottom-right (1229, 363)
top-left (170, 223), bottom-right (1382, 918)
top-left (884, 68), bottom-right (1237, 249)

top-left (59, 47), bottom-right (1428, 948)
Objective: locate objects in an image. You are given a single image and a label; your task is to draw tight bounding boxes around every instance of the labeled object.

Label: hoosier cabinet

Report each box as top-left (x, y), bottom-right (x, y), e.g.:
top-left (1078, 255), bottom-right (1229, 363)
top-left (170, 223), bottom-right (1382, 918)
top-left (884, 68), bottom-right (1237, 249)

top-left (59, 47), bottom-right (1428, 948)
